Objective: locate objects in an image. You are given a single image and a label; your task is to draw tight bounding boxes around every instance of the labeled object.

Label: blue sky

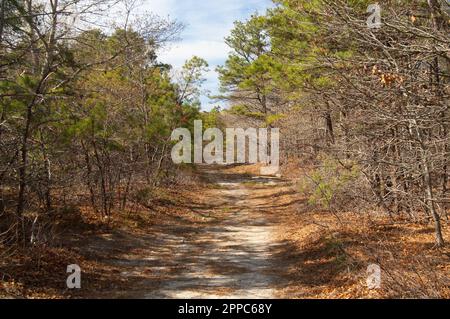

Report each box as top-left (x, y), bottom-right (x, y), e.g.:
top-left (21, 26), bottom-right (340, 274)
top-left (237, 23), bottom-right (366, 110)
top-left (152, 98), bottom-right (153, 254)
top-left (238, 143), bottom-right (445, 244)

top-left (142, 0), bottom-right (274, 111)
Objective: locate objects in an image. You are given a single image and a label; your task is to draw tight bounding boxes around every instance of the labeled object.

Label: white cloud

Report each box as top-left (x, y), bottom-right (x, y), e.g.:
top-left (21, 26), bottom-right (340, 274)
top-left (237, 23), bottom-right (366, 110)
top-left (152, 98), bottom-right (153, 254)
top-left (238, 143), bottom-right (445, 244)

top-left (161, 40), bottom-right (229, 68)
top-left (142, 0), bottom-right (175, 17)
top-left (140, 0), bottom-right (273, 110)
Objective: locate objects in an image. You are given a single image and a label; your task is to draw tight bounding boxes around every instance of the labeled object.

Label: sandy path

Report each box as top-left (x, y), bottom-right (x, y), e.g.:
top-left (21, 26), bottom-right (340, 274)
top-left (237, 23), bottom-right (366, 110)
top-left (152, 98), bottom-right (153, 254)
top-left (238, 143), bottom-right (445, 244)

top-left (144, 168), bottom-right (283, 299)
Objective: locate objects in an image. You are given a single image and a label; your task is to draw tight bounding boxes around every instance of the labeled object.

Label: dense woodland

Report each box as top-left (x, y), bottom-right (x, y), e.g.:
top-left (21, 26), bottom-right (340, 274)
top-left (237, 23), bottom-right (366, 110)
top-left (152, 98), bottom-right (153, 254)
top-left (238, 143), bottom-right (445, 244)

top-left (217, 0), bottom-right (449, 247)
top-left (0, 0), bottom-right (214, 249)
top-left (0, 0), bottom-right (449, 298)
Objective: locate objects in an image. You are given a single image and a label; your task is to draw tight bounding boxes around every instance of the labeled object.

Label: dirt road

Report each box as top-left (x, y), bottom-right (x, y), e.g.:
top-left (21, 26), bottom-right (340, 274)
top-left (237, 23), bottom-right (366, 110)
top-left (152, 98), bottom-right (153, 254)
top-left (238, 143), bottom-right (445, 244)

top-left (145, 168), bottom-right (285, 299)
top-left (82, 165), bottom-right (292, 299)
top-left (57, 165), bottom-right (450, 299)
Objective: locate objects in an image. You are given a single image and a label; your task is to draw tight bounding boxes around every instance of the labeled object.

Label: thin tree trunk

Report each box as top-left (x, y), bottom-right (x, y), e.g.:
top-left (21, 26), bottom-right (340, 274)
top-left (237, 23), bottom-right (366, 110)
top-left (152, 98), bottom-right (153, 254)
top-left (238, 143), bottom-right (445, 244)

top-left (17, 103), bottom-right (33, 219)
top-left (422, 159), bottom-right (445, 247)
top-left (414, 120), bottom-right (445, 247)
top-left (81, 141), bottom-right (98, 214)
top-left (92, 141), bottom-right (108, 217)
top-left (0, 0), bottom-right (5, 44)
top-left (39, 129), bottom-right (52, 212)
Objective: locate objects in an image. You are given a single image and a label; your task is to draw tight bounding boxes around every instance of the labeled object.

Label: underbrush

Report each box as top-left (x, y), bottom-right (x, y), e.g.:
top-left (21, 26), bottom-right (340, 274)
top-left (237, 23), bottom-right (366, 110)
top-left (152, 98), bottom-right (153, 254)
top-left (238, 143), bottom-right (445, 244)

top-left (275, 206), bottom-right (450, 299)
top-left (0, 167), bottom-right (204, 298)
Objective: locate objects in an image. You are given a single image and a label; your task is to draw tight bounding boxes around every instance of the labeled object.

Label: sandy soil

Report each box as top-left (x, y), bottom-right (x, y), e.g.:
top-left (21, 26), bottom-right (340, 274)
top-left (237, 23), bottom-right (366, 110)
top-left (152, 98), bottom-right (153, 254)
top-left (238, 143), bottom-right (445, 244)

top-left (144, 169), bottom-right (284, 299)
top-left (3, 164), bottom-right (447, 299)
top-left (44, 165), bottom-right (294, 299)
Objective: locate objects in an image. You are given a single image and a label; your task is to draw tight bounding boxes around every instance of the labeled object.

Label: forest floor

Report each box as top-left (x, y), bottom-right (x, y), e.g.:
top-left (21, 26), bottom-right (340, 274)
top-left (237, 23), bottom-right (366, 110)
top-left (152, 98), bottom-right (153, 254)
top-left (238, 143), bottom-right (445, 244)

top-left (1, 164), bottom-right (449, 299)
